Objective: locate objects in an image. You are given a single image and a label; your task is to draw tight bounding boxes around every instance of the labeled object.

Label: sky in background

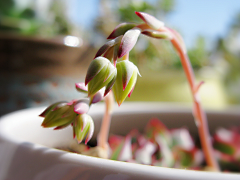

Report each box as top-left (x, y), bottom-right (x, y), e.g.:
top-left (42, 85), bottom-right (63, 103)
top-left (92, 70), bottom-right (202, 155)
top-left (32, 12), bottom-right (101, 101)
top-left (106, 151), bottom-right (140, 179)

top-left (68, 0), bottom-right (240, 48)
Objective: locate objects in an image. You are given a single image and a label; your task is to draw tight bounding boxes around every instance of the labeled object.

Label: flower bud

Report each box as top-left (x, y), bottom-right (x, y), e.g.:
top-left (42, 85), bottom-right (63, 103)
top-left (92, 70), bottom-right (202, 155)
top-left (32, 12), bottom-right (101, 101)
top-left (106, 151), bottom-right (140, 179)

top-left (74, 101), bottom-right (90, 115)
top-left (107, 23), bottom-right (136, 39)
top-left (85, 57), bottom-right (117, 97)
top-left (73, 114), bottom-right (94, 144)
top-left (39, 101), bottom-right (67, 117)
top-left (95, 36), bottom-right (122, 58)
top-left (141, 29), bottom-right (173, 40)
top-left (113, 60), bottom-right (140, 105)
top-left (75, 82), bottom-right (88, 93)
top-left (91, 88), bottom-right (104, 104)
top-left (41, 104), bottom-right (75, 128)
top-left (135, 11), bottom-right (164, 30)
top-left (118, 28), bottom-right (141, 58)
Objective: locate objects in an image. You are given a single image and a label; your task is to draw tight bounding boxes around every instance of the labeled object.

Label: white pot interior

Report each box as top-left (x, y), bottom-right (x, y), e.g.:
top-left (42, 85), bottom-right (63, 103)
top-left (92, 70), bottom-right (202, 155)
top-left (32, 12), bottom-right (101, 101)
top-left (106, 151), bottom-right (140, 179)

top-left (0, 102), bottom-right (239, 180)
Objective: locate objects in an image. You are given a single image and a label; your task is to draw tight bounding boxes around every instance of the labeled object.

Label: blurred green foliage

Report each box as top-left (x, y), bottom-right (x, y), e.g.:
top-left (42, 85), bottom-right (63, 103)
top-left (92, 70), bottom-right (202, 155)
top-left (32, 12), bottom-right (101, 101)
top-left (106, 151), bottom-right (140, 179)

top-left (0, 0), bottom-right (73, 36)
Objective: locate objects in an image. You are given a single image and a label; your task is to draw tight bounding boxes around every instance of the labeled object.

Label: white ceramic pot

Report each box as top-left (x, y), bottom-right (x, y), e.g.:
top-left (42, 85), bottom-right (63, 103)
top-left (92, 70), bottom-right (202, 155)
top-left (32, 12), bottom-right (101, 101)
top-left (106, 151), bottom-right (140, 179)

top-left (0, 103), bottom-right (239, 180)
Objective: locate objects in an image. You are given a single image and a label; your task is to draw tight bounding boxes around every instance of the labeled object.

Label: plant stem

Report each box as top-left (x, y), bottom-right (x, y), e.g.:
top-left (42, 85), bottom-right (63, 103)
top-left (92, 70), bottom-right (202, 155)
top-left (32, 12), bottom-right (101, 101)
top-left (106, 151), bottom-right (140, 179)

top-left (97, 91), bottom-right (114, 151)
top-left (169, 31), bottom-right (220, 171)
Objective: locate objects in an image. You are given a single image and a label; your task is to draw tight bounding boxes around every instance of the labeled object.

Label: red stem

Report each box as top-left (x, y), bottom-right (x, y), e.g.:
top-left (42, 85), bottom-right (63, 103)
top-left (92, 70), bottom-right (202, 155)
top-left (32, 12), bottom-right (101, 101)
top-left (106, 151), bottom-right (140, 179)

top-left (170, 34), bottom-right (220, 171)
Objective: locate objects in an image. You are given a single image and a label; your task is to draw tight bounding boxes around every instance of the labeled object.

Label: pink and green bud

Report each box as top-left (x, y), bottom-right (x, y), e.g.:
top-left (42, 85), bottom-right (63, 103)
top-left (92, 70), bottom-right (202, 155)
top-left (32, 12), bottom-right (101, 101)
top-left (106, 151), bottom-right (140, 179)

top-left (135, 11), bottom-right (164, 30)
top-left (141, 29), bottom-right (173, 40)
top-left (107, 23), bottom-right (137, 39)
top-left (74, 100), bottom-right (90, 115)
top-left (75, 82), bottom-right (105, 104)
top-left (85, 57), bottom-right (117, 97)
top-left (75, 82), bottom-right (88, 93)
top-left (41, 104), bottom-right (75, 128)
top-left (39, 101), bottom-right (67, 117)
top-left (90, 88), bottom-right (105, 104)
top-left (73, 114), bottom-right (94, 144)
top-left (94, 36), bottom-right (122, 58)
top-left (118, 28), bottom-right (141, 58)
top-left (113, 60), bottom-right (140, 106)
top-left (40, 99), bottom-right (90, 130)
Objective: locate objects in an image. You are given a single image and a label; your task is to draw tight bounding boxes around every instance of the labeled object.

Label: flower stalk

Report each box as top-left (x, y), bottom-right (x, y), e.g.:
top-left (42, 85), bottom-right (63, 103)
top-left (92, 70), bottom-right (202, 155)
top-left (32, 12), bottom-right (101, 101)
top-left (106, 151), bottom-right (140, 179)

top-left (169, 30), bottom-right (220, 171)
top-left (97, 91), bottom-right (114, 151)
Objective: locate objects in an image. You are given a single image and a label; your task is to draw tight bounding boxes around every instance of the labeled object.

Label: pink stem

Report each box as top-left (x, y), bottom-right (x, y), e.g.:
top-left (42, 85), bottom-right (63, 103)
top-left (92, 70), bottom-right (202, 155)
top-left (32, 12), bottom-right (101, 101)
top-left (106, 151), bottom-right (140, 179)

top-left (169, 31), bottom-right (220, 171)
top-left (97, 91), bottom-right (114, 151)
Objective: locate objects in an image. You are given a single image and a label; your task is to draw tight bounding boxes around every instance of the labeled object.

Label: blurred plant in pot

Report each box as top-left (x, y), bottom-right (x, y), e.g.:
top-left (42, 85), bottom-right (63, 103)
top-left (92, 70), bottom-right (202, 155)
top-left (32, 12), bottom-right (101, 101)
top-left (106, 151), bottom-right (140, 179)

top-left (109, 118), bottom-right (203, 170)
top-left (39, 11), bottom-right (226, 172)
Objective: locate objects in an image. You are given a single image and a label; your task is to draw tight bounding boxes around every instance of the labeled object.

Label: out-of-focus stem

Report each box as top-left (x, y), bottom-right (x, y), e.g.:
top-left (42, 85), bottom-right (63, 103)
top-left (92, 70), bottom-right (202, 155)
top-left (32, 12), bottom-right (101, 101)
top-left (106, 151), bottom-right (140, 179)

top-left (168, 30), bottom-right (220, 171)
top-left (122, 53), bottom-right (129, 60)
top-left (97, 91), bottom-right (114, 151)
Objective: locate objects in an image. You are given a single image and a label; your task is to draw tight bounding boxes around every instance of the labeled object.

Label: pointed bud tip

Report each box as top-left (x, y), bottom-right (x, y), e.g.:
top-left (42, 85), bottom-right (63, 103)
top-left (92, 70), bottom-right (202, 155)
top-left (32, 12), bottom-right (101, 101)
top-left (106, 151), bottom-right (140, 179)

top-left (39, 114), bottom-right (45, 118)
top-left (135, 11), bottom-right (141, 17)
top-left (122, 84), bottom-right (127, 91)
top-left (117, 101), bottom-right (123, 106)
top-left (85, 138), bottom-right (90, 145)
top-left (78, 139), bottom-right (83, 144)
top-left (54, 126), bottom-right (61, 130)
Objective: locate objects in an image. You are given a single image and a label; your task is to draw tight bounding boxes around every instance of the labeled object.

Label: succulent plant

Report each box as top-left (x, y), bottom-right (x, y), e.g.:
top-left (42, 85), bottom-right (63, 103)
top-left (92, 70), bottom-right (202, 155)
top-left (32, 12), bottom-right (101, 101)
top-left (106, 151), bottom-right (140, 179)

top-left (39, 11), bottom-right (220, 171)
top-left (108, 118), bottom-right (203, 169)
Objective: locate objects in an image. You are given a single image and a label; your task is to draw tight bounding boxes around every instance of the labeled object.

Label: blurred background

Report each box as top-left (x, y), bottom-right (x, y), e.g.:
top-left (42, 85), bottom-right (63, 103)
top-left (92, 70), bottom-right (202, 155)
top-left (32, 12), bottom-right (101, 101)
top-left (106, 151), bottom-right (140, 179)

top-left (0, 0), bottom-right (240, 115)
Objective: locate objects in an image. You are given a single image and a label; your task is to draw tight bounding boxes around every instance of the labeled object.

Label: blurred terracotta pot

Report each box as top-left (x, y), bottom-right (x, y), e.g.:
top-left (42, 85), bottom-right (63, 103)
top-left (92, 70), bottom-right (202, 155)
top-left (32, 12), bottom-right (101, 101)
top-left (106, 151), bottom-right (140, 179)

top-left (0, 33), bottom-right (93, 115)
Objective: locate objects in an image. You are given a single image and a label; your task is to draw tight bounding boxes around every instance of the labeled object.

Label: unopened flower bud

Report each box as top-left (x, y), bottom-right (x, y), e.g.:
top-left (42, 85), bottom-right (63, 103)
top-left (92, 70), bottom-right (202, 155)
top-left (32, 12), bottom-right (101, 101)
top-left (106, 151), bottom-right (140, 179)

top-left (85, 57), bottom-right (117, 97)
top-left (113, 60), bottom-right (140, 105)
top-left (41, 104), bottom-right (75, 128)
top-left (73, 114), bottom-right (94, 144)
top-left (39, 101), bottom-right (67, 117)
top-left (142, 29), bottom-right (173, 40)
top-left (107, 23), bottom-right (136, 39)
top-left (91, 88), bottom-right (105, 104)
top-left (118, 28), bottom-right (141, 58)
top-left (75, 82), bottom-right (88, 93)
top-left (74, 101), bottom-right (89, 114)
top-left (135, 11), bottom-right (164, 30)
top-left (95, 36), bottom-right (122, 58)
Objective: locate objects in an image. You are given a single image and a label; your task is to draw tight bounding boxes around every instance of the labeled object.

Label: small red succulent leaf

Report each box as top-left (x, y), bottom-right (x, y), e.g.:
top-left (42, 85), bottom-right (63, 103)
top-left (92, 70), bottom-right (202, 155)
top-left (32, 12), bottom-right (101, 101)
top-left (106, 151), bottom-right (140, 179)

top-left (118, 134), bottom-right (133, 161)
top-left (107, 23), bottom-right (137, 39)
